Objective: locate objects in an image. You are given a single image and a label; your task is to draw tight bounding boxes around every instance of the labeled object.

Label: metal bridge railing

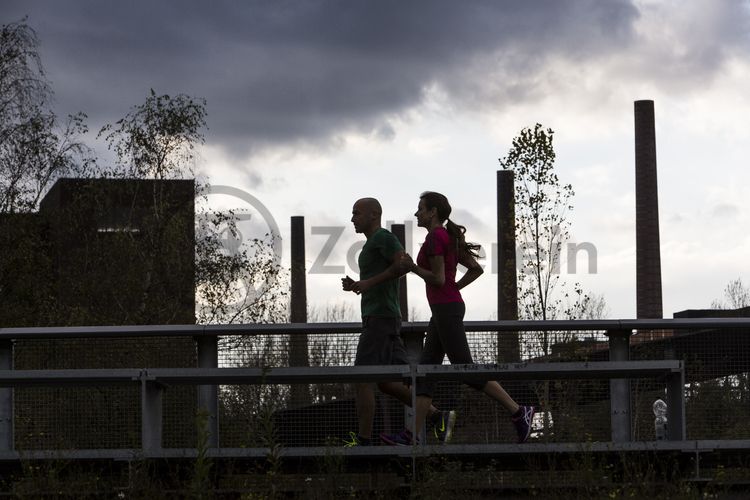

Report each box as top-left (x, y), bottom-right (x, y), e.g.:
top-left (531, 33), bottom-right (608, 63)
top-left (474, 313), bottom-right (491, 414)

top-left (0, 318), bottom-right (747, 457)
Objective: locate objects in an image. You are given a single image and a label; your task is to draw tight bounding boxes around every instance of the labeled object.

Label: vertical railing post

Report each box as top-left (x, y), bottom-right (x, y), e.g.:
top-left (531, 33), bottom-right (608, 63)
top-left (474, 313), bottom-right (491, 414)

top-left (667, 362), bottom-right (686, 440)
top-left (196, 335), bottom-right (219, 447)
top-left (0, 340), bottom-right (13, 452)
top-left (607, 329), bottom-right (632, 442)
top-left (400, 326), bottom-right (425, 443)
top-left (410, 363), bottom-right (418, 448)
top-left (141, 373), bottom-right (163, 454)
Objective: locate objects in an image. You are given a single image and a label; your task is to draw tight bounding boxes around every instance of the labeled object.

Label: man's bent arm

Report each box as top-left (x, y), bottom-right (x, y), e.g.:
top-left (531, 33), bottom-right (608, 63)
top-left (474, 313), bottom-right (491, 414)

top-left (351, 251), bottom-right (406, 293)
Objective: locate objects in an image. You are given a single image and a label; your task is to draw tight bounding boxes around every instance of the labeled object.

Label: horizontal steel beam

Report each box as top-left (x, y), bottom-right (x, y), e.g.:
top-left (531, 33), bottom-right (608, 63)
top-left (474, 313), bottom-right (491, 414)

top-left (417, 360), bottom-right (682, 381)
top-left (3, 440), bottom-right (750, 461)
top-left (146, 365), bottom-right (411, 385)
top-left (0, 318), bottom-right (748, 340)
top-left (0, 361), bottom-right (681, 387)
top-left (0, 368), bottom-right (142, 387)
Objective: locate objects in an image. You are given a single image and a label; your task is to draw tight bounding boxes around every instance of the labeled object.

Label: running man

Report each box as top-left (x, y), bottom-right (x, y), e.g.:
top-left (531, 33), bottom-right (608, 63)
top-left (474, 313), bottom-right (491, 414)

top-left (341, 197), bottom-right (454, 446)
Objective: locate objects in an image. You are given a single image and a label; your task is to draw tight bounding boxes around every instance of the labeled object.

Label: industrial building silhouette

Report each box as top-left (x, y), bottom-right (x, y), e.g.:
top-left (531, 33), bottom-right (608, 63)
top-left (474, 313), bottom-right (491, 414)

top-left (1, 178), bottom-right (197, 449)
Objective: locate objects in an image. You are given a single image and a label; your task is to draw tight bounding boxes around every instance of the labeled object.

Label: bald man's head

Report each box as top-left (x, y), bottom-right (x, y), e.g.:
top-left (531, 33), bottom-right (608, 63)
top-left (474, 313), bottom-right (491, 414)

top-left (351, 197), bottom-right (383, 236)
top-left (355, 197), bottom-right (382, 215)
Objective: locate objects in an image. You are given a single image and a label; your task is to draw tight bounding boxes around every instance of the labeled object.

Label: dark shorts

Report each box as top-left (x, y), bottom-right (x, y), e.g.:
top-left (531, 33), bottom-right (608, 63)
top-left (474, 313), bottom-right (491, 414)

top-left (354, 315), bottom-right (410, 366)
top-left (417, 301), bottom-right (486, 397)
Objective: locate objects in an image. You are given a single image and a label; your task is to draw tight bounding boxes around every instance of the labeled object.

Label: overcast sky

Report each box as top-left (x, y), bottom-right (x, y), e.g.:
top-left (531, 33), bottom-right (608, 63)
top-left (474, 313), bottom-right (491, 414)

top-left (4, 0), bottom-right (750, 320)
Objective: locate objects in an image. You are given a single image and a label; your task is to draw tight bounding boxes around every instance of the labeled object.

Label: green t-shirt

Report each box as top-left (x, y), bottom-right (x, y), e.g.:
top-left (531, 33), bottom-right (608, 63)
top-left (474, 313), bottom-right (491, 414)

top-left (358, 228), bottom-right (403, 318)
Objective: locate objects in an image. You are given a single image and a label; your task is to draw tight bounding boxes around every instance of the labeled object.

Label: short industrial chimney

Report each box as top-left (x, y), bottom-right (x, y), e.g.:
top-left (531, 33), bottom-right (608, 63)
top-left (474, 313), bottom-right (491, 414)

top-left (634, 100), bottom-right (663, 319)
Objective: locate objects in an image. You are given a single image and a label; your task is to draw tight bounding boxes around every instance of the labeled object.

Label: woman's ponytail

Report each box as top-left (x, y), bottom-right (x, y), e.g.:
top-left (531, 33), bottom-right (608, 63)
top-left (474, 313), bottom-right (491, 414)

top-left (446, 218), bottom-right (480, 258)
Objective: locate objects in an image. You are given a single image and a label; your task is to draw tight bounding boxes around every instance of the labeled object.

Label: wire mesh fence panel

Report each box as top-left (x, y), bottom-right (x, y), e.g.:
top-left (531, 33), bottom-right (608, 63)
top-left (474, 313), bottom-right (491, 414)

top-left (162, 386), bottom-right (200, 448)
top-left (218, 333), bottom-right (359, 368)
top-left (457, 329), bottom-right (611, 443)
top-left (6, 321), bottom-right (750, 450)
top-left (218, 383), bottom-right (410, 448)
top-left (632, 326), bottom-right (750, 440)
top-left (212, 326), bottom-right (750, 446)
top-left (14, 337), bottom-right (196, 450)
top-left (14, 386), bottom-right (141, 450)
top-left (218, 332), bottom-right (364, 447)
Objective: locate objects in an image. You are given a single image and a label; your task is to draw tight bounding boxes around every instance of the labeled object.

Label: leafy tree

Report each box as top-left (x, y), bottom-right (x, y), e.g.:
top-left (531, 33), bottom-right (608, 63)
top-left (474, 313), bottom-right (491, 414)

top-left (0, 18), bottom-right (94, 328)
top-left (195, 210), bottom-right (286, 326)
top-left (498, 124), bottom-right (603, 330)
top-left (97, 90), bottom-right (286, 326)
top-left (0, 18), bottom-right (94, 214)
top-left (98, 89), bottom-right (206, 181)
top-left (96, 93), bottom-right (289, 446)
top-left (499, 124), bottom-right (607, 438)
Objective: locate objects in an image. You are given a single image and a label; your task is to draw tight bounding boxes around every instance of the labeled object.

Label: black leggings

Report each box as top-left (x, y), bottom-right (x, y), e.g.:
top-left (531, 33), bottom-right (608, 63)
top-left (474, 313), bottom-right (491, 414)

top-left (417, 301), bottom-right (486, 397)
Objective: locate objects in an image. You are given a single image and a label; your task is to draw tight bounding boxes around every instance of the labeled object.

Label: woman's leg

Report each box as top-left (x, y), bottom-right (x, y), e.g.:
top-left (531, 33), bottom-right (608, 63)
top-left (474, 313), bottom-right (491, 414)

top-left (482, 381), bottom-right (519, 414)
top-left (413, 317), bottom-right (445, 435)
top-left (414, 395), bottom-right (433, 435)
top-left (433, 303), bottom-right (519, 414)
top-left (431, 303), bottom-right (474, 366)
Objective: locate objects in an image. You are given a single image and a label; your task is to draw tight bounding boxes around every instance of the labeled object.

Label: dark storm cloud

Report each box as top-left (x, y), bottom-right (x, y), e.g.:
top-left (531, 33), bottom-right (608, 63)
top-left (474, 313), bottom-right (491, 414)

top-left (3, 0), bottom-right (641, 156)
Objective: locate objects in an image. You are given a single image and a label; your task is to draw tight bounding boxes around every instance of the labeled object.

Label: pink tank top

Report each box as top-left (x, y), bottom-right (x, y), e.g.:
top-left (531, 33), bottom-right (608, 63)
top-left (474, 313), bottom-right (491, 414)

top-left (416, 226), bottom-right (463, 304)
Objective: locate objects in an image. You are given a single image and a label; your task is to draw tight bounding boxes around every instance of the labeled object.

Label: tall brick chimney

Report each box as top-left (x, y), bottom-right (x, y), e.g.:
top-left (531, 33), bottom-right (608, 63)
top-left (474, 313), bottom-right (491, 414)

top-left (634, 100), bottom-right (663, 319)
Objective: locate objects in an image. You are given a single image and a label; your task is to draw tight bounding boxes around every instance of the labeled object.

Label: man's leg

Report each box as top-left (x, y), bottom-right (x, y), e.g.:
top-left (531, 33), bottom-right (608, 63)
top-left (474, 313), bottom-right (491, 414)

top-left (414, 395), bottom-right (433, 435)
top-left (353, 316), bottom-right (380, 442)
top-left (356, 383), bottom-right (376, 439)
top-left (377, 381), bottom-right (441, 418)
top-left (377, 381), bottom-right (409, 405)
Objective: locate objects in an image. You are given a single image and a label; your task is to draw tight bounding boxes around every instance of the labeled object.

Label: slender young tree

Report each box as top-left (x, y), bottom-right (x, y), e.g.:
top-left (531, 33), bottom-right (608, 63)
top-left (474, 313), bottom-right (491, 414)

top-left (0, 18), bottom-right (94, 214)
top-left (0, 18), bottom-right (94, 327)
top-left (498, 124), bottom-right (602, 353)
top-left (499, 124), bottom-right (608, 440)
top-left (98, 89), bottom-right (207, 181)
top-left (98, 90), bottom-right (286, 326)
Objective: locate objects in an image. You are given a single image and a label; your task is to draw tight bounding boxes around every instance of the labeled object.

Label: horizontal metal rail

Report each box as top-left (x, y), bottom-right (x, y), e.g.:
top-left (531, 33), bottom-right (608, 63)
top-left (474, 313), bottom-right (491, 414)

top-left (417, 360), bottom-right (683, 381)
top-left (0, 317), bottom-right (748, 339)
top-left (3, 439), bottom-right (750, 462)
top-left (145, 365), bottom-right (411, 385)
top-left (0, 362), bottom-right (681, 386)
top-left (0, 360), bottom-right (685, 453)
top-left (0, 368), bottom-right (142, 387)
